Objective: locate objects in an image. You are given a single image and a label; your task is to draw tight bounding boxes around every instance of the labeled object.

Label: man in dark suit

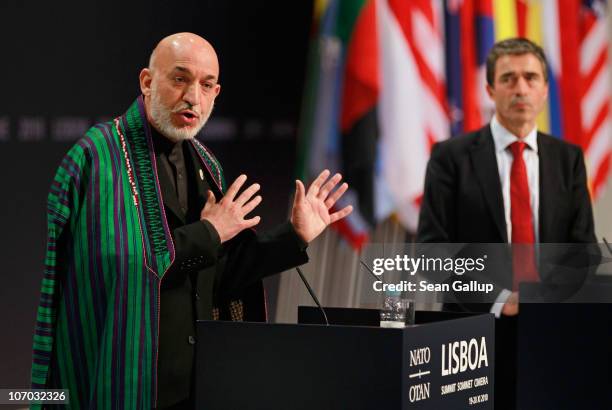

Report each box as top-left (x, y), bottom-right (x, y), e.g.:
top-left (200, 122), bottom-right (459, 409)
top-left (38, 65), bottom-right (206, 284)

top-left (416, 38), bottom-right (597, 409)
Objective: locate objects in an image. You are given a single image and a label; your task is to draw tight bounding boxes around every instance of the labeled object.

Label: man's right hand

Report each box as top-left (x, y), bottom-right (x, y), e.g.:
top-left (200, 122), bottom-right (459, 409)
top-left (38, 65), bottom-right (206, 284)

top-left (200, 174), bottom-right (262, 243)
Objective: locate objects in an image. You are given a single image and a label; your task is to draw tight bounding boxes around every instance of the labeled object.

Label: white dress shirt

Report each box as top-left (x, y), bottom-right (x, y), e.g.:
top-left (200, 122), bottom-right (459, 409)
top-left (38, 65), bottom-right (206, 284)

top-left (489, 115), bottom-right (540, 317)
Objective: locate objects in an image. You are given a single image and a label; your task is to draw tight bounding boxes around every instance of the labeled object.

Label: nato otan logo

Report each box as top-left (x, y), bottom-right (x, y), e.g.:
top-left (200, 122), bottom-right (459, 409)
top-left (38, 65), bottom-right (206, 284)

top-left (441, 337), bottom-right (489, 376)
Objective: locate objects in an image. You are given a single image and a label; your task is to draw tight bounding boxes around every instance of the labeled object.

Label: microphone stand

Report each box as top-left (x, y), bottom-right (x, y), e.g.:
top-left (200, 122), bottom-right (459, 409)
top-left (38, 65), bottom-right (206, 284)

top-left (295, 266), bottom-right (329, 326)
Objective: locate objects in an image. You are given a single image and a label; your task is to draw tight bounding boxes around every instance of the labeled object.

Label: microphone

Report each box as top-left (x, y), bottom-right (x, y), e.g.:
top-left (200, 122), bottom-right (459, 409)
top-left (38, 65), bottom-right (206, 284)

top-left (359, 260), bottom-right (381, 282)
top-left (295, 266), bottom-right (329, 326)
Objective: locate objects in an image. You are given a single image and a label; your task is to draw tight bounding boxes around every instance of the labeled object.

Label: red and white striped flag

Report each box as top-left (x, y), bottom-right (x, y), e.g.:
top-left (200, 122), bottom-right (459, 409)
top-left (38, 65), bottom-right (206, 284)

top-left (552, 0), bottom-right (611, 197)
top-left (578, 0), bottom-right (611, 197)
top-left (375, 0), bottom-right (449, 230)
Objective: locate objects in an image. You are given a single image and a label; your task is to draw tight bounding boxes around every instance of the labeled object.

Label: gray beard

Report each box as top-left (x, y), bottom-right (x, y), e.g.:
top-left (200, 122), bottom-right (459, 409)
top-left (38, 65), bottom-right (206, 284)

top-left (149, 86), bottom-right (213, 142)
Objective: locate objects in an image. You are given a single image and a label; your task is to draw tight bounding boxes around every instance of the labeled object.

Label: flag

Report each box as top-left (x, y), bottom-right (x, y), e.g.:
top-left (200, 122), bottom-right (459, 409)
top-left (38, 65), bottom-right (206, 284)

top-left (297, 0), bottom-right (448, 249)
top-left (296, 0), bottom-right (376, 249)
top-left (576, 0), bottom-right (611, 197)
top-left (445, 0), bottom-right (495, 135)
top-left (376, 0), bottom-right (449, 229)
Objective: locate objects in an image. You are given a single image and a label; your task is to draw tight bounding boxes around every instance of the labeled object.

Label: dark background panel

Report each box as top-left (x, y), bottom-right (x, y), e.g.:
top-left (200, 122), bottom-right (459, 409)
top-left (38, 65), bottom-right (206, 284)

top-left (0, 0), bottom-right (313, 392)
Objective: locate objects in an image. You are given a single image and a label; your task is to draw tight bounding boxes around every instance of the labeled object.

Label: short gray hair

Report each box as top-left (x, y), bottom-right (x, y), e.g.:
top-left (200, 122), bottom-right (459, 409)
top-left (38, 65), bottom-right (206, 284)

top-left (486, 38), bottom-right (548, 86)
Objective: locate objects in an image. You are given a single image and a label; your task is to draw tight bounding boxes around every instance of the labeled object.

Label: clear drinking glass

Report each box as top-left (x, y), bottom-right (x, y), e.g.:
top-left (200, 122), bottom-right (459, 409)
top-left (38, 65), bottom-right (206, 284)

top-left (380, 293), bottom-right (415, 328)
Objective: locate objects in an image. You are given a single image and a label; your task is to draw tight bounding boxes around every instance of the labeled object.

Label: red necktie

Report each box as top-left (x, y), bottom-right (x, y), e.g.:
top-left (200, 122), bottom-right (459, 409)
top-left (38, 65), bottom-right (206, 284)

top-left (509, 141), bottom-right (538, 290)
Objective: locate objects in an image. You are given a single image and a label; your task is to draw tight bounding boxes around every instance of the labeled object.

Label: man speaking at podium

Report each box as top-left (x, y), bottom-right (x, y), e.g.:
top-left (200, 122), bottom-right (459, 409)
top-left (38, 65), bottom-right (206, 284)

top-left (30, 33), bottom-right (352, 409)
top-left (417, 38), bottom-right (597, 408)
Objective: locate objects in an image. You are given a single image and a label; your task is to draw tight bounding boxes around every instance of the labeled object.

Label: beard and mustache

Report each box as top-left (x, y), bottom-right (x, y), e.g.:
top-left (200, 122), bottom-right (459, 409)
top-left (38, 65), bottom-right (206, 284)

top-left (149, 82), bottom-right (214, 142)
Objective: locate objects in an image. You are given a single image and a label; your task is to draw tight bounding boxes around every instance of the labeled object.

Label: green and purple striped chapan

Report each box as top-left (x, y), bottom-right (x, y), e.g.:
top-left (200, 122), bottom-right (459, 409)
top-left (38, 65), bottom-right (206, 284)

top-left (31, 96), bottom-right (226, 409)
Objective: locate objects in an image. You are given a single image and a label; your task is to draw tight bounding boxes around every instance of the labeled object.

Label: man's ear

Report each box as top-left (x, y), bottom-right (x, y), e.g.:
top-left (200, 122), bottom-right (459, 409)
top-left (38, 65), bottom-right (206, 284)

top-left (214, 83), bottom-right (221, 97)
top-left (486, 83), bottom-right (494, 99)
top-left (139, 68), bottom-right (152, 96)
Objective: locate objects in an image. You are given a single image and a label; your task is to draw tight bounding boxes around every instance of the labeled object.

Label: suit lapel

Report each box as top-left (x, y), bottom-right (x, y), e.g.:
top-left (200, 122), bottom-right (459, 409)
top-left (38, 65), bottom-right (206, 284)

top-left (537, 133), bottom-right (556, 242)
top-left (469, 126), bottom-right (507, 242)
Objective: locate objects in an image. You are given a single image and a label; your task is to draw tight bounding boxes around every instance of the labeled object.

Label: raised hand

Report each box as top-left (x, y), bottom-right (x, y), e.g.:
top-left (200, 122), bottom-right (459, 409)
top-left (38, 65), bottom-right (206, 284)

top-left (290, 169), bottom-right (353, 243)
top-left (200, 174), bottom-right (262, 243)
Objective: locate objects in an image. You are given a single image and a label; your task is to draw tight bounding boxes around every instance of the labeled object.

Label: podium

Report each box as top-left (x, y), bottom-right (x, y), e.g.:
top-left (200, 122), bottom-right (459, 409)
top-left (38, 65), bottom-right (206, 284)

top-left (517, 281), bottom-right (612, 409)
top-left (195, 308), bottom-right (495, 409)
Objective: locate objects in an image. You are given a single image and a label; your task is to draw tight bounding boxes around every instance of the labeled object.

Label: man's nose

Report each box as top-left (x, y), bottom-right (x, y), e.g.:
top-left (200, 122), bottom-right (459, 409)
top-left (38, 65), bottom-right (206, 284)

top-left (515, 76), bottom-right (529, 94)
top-left (183, 83), bottom-right (201, 107)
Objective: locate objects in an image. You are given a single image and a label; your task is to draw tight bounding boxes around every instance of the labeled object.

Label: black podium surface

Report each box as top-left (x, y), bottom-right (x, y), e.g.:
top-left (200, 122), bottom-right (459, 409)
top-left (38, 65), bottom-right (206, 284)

top-left (517, 282), bottom-right (612, 409)
top-left (195, 308), bottom-right (494, 409)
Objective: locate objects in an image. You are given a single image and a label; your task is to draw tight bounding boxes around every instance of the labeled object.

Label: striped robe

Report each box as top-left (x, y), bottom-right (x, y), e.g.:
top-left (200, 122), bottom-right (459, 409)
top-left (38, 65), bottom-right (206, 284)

top-left (31, 96), bottom-right (259, 409)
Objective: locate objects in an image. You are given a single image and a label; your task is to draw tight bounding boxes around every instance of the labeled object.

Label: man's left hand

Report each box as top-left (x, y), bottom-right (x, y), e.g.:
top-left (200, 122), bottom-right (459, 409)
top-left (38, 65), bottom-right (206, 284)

top-left (291, 170), bottom-right (353, 243)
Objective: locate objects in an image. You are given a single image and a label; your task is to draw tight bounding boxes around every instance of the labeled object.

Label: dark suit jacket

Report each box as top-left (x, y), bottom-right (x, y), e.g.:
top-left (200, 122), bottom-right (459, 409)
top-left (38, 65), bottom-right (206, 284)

top-left (156, 141), bottom-right (309, 408)
top-left (416, 125), bottom-right (597, 310)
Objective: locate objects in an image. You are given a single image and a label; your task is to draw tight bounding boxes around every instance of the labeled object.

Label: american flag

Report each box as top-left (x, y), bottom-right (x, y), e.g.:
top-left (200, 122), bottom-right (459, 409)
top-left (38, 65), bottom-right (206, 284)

top-left (577, 0), bottom-right (611, 197)
top-left (534, 0), bottom-right (612, 198)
